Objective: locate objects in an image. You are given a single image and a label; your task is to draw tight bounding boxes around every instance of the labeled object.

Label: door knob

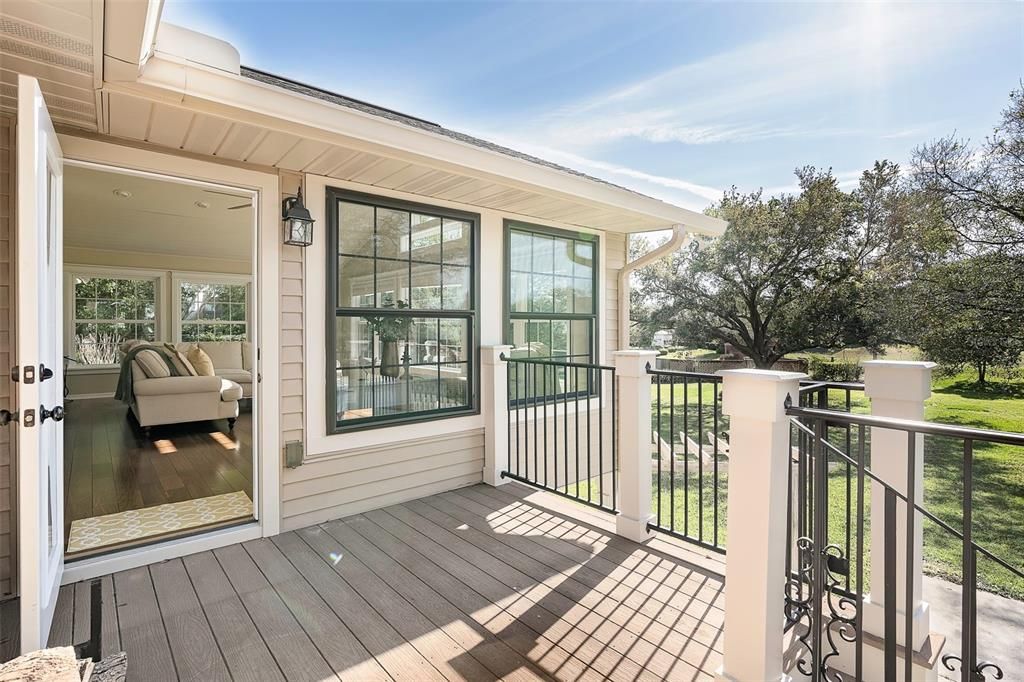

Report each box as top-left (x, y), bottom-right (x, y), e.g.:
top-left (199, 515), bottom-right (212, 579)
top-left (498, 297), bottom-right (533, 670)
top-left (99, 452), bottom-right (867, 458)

top-left (40, 405), bottom-right (64, 423)
top-left (0, 409), bottom-right (16, 426)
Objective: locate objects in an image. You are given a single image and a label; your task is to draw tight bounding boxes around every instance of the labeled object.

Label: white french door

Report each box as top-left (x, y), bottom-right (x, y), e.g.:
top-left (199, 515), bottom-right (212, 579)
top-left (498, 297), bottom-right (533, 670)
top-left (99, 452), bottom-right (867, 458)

top-left (16, 74), bottom-right (65, 653)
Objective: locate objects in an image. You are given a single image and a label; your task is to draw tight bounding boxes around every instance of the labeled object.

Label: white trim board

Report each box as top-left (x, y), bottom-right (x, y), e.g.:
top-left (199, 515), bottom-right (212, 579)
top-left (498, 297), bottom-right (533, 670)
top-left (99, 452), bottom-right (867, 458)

top-left (56, 134), bottom-right (281, 545)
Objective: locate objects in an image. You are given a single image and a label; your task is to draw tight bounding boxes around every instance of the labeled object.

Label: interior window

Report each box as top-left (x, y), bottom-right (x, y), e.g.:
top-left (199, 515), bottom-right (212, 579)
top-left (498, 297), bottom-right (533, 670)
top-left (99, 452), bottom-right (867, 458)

top-left (505, 222), bottom-right (598, 401)
top-left (179, 280), bottom-right (249, 342)
top-left (329, 191), bottom-right (477, 430)
top-left (71, 275), bottom-right (158, 365)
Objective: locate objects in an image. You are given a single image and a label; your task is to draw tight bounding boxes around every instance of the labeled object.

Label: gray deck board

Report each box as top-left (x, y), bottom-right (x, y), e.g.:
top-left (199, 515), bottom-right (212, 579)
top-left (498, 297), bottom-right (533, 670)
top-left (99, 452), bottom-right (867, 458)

top-left (182, 551), bottom-right (285, 682)
top-left (150, 558), bottom-right (231, 682)
top-left (38, 483), bottom-right (725, 681)
top-left (113, 566), bottom-right (178, 681)
top-left (241, 537), bottom-right (394, 681)
top-left (213, 543), bottom-right (339, 682)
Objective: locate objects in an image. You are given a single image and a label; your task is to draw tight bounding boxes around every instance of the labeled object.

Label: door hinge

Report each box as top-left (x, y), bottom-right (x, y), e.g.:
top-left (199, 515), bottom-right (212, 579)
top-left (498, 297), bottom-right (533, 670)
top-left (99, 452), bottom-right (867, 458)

top-left (11, 366), bottom-right (36, 384)
top-left (257, 372), bottom-right (263, 384)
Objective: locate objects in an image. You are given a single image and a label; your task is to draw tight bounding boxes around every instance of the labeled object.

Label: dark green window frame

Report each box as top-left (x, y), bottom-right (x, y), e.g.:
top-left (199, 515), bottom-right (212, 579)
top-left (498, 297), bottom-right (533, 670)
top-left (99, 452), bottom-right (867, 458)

top-left (504, 220), bottom-right (599, 405)
top-left (326, 188), bottom-right (480, 433)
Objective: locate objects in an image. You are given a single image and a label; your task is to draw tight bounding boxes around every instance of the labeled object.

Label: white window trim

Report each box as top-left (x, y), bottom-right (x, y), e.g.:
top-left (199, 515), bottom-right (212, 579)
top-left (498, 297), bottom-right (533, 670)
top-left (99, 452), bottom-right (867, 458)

top-left (171, 271), bottom-right (253, 343)
top-left (63, 265), bottom-right (169, 372)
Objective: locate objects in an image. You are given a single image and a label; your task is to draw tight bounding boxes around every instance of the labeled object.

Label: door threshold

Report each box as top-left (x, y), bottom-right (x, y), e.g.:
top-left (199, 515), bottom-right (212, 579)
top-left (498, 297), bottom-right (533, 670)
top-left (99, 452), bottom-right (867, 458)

top-left (65, 515), bottom-right (254, 562)
top-left (62, 520), bottom-right (262, 585)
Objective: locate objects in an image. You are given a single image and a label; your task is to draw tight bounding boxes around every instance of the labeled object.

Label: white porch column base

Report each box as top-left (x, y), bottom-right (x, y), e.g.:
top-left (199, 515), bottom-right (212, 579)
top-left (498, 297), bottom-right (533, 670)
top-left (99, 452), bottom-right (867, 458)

top-left (613, 350), bottom-right (658, 543)
top-left (717, 369), bottom-right (806, 682)
top-left (482, 345), bottom-right (513, 487)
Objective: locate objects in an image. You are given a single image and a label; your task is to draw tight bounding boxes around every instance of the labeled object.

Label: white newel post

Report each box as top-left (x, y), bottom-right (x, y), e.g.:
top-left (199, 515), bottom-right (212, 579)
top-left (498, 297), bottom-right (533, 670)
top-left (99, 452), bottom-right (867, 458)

top-left (862, 360), bottom-right (936, 652)
top-left (717, 369), bottom-right (806, 682)
top-left (613, 350), bottom-right (658, 542)
top-left (482, 345), bottom-right (513, 487)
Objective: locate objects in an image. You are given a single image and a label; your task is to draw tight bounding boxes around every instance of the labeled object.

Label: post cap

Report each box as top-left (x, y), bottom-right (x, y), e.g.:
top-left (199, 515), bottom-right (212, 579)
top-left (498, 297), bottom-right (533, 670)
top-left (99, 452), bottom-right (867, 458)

top-left (719, 369), bottom-right (807, 423)
top-left (863, 360), bottom-right (935, 402)
top-left (613, 350), bottom-right (658, 377)
top-left (481, 345), bottom-right (514, 364)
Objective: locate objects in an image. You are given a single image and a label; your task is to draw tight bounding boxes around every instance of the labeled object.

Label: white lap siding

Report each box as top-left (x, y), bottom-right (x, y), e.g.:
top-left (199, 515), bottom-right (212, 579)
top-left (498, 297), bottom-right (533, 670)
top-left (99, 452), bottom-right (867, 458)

top-left (0, 114), bottom-right (15, 597)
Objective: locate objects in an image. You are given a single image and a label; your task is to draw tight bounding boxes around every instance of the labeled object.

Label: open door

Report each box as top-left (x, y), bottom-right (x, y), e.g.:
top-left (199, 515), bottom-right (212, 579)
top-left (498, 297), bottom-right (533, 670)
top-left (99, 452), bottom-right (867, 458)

top-left (16, 74), bottom-right (65, 653)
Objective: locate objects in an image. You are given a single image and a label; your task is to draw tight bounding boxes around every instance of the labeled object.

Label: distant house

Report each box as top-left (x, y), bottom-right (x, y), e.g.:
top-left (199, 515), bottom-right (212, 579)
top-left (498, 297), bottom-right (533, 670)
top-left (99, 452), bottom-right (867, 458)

top-left (653, 329), bottom-right (674, 347)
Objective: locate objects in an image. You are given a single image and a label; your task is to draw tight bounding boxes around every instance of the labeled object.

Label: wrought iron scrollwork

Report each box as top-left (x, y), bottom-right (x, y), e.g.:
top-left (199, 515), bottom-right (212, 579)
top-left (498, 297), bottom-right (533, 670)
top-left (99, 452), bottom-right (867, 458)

top-left (942, 655), bottom-right (1005, 681)
top-left (785, 537), bottom-right (861, 681)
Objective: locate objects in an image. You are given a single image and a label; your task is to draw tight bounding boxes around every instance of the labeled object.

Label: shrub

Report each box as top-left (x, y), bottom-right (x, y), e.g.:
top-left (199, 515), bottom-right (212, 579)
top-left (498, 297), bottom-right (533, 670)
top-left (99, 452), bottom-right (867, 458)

top-left (808, 355), bottom-right (864, 382)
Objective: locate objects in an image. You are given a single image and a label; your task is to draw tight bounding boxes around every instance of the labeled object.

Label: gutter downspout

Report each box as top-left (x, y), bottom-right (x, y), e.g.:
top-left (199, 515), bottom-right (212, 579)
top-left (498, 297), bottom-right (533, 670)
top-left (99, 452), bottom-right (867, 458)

top-left (617, 225), bottom-right (691, 350)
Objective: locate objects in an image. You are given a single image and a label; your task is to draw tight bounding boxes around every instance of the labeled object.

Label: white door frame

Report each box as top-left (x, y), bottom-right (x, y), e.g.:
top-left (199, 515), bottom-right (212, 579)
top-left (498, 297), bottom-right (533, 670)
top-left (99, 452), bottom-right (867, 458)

top-left (55, 135), bottom-right (281, 583)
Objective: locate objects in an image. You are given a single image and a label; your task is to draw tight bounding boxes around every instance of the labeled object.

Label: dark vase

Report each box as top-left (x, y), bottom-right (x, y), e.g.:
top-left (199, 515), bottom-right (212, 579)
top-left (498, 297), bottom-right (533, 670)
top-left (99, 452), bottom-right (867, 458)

top-left (380, 340), bottom-right (400, 378)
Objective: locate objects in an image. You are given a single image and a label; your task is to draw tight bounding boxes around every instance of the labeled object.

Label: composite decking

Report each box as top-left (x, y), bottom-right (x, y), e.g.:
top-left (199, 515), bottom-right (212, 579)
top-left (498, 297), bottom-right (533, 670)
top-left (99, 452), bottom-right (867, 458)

top-left (46, 482), bottom-right (726, 681)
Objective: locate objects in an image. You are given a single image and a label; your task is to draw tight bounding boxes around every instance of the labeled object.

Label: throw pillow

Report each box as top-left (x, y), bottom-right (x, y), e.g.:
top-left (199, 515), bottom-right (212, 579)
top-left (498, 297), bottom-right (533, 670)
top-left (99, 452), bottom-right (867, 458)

top-left (135, 349), bottom-right (171, 378)
top-left (187, 346), bottom-right (216, 376)
top-left (164, 344), bottom-right (198, 376)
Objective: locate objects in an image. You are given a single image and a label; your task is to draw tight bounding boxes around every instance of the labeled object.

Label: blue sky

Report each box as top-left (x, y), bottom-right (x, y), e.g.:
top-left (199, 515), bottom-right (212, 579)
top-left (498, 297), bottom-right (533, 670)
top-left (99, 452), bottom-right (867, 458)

top-left (163, 1), bottom-right (1023, 212)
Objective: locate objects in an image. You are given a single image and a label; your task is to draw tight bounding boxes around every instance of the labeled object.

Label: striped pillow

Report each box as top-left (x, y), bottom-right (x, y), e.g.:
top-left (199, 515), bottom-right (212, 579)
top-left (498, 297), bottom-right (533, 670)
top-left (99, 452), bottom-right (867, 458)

top-left (135, 349), bottom-right (170, 378)
top-left (164, 344), bottom-right (198, 376)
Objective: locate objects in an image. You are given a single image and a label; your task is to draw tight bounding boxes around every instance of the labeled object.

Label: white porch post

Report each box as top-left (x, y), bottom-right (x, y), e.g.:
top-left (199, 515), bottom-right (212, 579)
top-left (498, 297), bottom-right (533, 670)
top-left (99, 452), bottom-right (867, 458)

top-left (716, 369), bottom-right (806, 682)
top-left (482, 345), bottom-right (513, 487)
top-left (862, 360), bottom-right (936, 650)
top-left (613, 350), bottom-right (658, 542)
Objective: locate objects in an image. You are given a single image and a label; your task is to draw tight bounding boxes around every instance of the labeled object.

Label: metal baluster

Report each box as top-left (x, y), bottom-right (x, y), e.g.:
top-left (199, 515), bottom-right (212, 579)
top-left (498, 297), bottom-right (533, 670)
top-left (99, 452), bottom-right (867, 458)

top-left (713, 380), bottom-right (720, 547)
top-left (884, 487), bottom-right (898, 682)
top-left (670, 375), bottom-right (676, 532)
top-left (684, 376), bottom-right (690, 537)
top-left (574, 366), bottom-right (581, 501)
top-left (698, 380), bottom-right (704, 543)
top-left (587, 366), bottom-right (592, 502)
top-left (563, 365), bottom-right (569, 496)
top-left (599, 365), bottom-right (605, 508)
top-left (961, 439), bottom-right (974, 682)
top-left (812, 417), bottom-right (828, 682)
top-left (845, 388), bottom-right (853, 594)
top-left (612, 370), bottom-right (617, 512)
top-left (506, 360), bottom-right (512, 478)
top-left (657, 373), bottom-right (663, 524)
top-left (542, 363), bottom-right (548, 489)
top-left (533, 363), bottom-right (539, 486)
top-left (552, 364), bottom-right (558, 493)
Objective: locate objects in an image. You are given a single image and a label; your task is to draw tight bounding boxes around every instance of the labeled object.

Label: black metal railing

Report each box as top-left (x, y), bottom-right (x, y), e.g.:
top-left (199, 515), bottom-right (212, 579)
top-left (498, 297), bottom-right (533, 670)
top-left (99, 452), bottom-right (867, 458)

top-left (784, 399), bottom-right (1024, 682)
top-left (501, 354), bottom-right (618, 514)
top-left (646, 366), bottom-right (727, 553)
top-left (788, 380), bottom-right (867, 599)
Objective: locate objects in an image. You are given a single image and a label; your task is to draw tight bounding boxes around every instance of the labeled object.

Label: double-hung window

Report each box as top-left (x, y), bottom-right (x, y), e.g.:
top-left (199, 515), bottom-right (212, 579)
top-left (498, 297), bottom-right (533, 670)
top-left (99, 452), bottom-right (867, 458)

top-left (70, 274), bottom-right (158, 366)
top-left (505, 221), bottom-right (598, 400)
top-left (177, 279), bottom-right (249, 342)
top-left (327, 189), bottom-right (478, 431)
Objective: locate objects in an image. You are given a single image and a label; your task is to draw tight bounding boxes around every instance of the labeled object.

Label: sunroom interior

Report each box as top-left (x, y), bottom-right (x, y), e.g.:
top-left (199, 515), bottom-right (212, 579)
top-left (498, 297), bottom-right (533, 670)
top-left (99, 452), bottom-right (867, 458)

top-left (61, 163), bottom-right (256, 558)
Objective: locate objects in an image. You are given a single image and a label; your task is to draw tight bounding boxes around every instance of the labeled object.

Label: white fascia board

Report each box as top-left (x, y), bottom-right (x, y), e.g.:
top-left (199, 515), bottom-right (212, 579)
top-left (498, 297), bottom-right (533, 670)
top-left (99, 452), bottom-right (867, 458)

top-left (103, 0), bottom-right (165, 79)
top-left (126, 52), bottom-right (726, 236)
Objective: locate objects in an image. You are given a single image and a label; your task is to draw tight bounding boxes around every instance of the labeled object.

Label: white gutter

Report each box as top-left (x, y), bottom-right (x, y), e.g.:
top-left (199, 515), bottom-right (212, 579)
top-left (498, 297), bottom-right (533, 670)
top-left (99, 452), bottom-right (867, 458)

top-left (618, 225), bottom-right (694, 350)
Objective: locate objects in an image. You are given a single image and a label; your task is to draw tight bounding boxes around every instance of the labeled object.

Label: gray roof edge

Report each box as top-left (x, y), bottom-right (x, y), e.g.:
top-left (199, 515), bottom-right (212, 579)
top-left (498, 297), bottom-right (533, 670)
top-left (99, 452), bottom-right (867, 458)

top-left (240, 66), bottom-right (687, 210)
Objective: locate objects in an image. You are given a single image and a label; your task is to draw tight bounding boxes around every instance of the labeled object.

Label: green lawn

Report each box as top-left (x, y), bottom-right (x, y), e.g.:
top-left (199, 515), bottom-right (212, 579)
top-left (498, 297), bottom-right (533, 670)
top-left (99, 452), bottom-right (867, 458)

top-left (623, 373), bottom-right (1024, 599)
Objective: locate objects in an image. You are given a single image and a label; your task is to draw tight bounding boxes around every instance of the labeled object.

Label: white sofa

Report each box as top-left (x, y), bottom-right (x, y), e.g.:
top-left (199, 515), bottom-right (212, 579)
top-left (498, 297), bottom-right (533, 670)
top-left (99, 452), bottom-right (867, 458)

top-left (122, 341), bottom-right (254, 431)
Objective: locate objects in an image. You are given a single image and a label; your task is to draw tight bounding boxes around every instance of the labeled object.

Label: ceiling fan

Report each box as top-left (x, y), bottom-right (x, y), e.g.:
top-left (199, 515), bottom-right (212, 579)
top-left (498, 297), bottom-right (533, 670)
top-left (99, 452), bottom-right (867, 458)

top-left (203, 189), bottom-right (253, 211)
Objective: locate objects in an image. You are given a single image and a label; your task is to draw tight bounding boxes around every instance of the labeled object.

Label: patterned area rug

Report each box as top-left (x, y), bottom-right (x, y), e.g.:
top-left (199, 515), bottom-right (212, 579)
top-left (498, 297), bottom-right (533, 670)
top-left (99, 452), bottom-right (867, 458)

top-left (67, 491), bottom-right (252, 554)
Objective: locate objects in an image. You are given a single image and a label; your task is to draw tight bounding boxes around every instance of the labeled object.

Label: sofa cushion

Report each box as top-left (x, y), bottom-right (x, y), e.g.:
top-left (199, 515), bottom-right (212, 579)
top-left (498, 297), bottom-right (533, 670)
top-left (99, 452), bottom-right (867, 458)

top-left (134, 375), bottom-right (222, 396)
top-left (200, 342), bottom-right (243, 371)
top-left (187, 347), bottom-right (216, 376)
top-left (217, 369), bottom-right (253, 385)
top-left (241, 341), bottom-right (253, 371)
top-left (162, 344), bottom-right (198, 376)
top-left (219, 379), bottom-right (244, 402)
top-left (135, 349), bottom-right (171, 378)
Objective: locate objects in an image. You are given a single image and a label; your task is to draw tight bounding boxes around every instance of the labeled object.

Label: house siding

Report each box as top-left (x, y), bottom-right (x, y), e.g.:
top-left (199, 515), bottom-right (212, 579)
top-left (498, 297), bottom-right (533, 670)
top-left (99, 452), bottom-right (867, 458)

top-left (0, 114), bottom-right (15, 597)
top-left (276, 179), bottom-right (626, 532)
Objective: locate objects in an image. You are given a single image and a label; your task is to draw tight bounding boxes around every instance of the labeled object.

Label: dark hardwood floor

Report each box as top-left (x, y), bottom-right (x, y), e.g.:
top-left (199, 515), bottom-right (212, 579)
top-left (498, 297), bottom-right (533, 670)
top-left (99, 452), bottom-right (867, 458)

top-left (62, 398), bottom-right (253, 544)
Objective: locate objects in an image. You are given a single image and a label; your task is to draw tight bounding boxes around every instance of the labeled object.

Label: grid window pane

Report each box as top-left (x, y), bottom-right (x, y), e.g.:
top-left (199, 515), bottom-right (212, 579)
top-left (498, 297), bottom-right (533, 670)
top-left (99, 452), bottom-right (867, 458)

top-left (179, 279), bottom-right (248, 342)
top-left (71, 275), bottom-right (159, 365)
top-left (331, 193), bottom-right (477, 429)
top-left (506, 224), bottom-right (598, 403)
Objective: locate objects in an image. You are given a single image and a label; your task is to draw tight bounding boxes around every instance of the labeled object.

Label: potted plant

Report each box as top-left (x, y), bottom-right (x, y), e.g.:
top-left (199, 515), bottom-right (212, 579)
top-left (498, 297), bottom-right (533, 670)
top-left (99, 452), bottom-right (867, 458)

top-left (364, 301), bottom-right (412, 378)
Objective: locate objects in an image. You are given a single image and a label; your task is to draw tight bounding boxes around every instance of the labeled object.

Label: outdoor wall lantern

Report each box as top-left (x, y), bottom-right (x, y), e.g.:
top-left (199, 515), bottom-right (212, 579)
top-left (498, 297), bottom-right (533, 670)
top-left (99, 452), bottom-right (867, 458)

top-left (282, 187), bottom-right (315, 247)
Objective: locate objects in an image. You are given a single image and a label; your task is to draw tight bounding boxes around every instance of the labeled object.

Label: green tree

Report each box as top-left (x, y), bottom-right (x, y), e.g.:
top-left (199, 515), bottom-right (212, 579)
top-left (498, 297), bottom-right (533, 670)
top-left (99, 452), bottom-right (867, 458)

top-left (912, 254), bottom-right (1024, 384)
top-left (636, 165), bottom-right (907, 368)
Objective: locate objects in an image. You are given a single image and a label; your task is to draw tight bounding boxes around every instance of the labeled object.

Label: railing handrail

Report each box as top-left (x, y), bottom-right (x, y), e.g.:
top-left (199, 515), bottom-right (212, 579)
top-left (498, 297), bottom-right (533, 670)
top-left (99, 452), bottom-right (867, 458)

top-left (645, 364), bottom-right (722, 381)
top-left (786, 399), bottom-right (1024, 447)
top-left (499, 352), bottom-right (615, 372)
top-left (788, 408), bottom-right (1024, 582)
top-left (798, 379), bottom-right (864, 393)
